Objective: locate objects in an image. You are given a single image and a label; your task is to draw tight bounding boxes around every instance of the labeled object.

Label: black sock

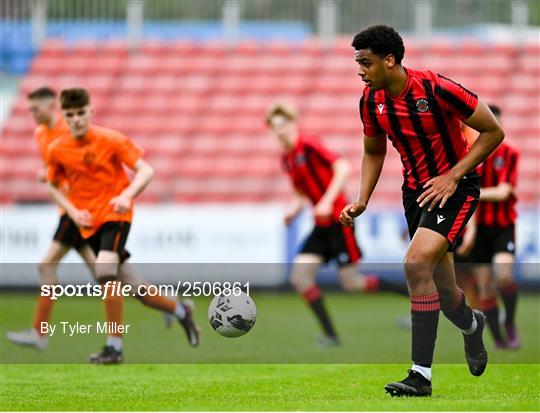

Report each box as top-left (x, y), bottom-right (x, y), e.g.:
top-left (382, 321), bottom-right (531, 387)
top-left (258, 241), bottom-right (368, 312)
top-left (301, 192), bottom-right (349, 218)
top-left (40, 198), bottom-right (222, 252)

top-left (364, 275), bottom-right (409, 296)
top-left (499, 282), bottom-right (518, 326)
top-left (480, 296), bottom-right (504, 342)
top-left (411, 293), bottom-right (440, 366)
top-left (441, 288), bottom-right (474, 331)
top-left (303, 285), bottom-right (337, 338)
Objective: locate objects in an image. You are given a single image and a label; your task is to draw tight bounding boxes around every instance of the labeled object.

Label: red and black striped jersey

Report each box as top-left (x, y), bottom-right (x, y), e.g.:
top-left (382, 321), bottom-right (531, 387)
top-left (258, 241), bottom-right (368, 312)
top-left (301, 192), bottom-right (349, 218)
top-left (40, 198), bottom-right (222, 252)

top-left (282, 134), bottom-right (348, 226)
top-left (359, 68), bottom-right (479, 190)
top-left (476, 142), bottom-right (519, 228)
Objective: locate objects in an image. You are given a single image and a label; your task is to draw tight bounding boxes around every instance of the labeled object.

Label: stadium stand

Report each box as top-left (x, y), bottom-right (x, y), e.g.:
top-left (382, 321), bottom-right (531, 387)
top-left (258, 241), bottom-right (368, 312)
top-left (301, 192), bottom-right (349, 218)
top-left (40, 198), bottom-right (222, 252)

top-left (2, 38), bottom-right (538, 205)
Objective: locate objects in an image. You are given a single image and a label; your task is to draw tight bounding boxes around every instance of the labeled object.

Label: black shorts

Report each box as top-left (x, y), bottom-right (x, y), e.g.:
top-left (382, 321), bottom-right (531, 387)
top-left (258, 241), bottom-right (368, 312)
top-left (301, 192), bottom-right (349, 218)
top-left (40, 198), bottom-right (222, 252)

top-left (53, 214), bottom-right (85, 250)
top-left (403, 174), bottom-right (480, 251)
top-left (86, 221), bottom-right (131, 262)
top-left (469, 225), bottom-right (515, 264)
top-left (300, 223), bottom-right (362, 267)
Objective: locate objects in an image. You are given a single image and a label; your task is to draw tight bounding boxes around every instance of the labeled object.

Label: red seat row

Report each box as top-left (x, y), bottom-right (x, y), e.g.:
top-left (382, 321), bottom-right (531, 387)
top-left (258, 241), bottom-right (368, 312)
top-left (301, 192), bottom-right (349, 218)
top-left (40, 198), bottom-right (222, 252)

top-left (2, 39), bottom-right (539, 206)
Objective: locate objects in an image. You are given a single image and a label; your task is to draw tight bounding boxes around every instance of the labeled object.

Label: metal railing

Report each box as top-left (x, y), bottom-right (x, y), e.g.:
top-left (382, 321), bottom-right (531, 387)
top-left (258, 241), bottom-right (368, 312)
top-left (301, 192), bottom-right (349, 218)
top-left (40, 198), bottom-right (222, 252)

top-left (0, 0), bottom-right (536, 49)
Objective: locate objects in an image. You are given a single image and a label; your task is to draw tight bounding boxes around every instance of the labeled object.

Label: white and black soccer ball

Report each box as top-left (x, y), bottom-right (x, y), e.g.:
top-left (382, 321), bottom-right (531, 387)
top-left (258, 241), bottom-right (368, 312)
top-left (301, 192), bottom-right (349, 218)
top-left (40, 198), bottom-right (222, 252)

top-left (208, 292), bottom-right (257, 338)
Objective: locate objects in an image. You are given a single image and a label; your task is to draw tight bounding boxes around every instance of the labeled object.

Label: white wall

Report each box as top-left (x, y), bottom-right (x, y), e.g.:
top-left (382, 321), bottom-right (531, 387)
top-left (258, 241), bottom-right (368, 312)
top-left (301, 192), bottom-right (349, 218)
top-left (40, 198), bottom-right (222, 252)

top-left (1, 204), bottom-right (538, 286)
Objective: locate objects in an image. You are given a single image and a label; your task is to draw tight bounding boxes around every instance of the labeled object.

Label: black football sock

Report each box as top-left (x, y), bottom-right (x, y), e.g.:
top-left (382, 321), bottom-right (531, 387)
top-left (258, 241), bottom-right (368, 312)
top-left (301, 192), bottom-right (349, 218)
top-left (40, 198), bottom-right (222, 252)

top-left (411, 292), bottom-right (440, 366)
top-left (441, 288), bottom-right (474, 331)
top-left (479, 296), bottom-right (504, 342)
top-left (364, 275), bottom-right (409, 296)
top-left (499, 282), bottom-right (518, 326)
top-left (302, 285), bottom-right (337, 338)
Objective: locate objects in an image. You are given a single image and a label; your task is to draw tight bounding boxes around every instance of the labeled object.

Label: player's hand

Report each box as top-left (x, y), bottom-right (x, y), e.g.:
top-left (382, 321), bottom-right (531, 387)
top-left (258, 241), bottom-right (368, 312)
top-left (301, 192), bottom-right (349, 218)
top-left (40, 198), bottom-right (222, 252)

top-left (284, 211), bottom-right (297, 226)
top-left (314, 199), bottom-right (333, 220)
top-left (110, 193), bottom-right (132, 214)
top-left (36, 167), bottom-right (47, 183)
top-left (456, 229), bottom-right (476, 257)
top-left (417, 173), bottom-right (459, 212)
top-left (339, 201), bottom-right (367, 227)
top-left (70, 209), bottom-right (93, 228)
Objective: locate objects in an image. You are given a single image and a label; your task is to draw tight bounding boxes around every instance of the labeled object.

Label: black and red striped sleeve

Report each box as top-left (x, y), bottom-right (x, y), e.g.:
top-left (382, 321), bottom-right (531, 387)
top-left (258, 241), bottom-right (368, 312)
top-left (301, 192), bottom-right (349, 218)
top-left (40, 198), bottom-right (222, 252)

top-left (359, 90), bottom-right (385, 137)
top-left (434, 74), bottom-right (479, 121)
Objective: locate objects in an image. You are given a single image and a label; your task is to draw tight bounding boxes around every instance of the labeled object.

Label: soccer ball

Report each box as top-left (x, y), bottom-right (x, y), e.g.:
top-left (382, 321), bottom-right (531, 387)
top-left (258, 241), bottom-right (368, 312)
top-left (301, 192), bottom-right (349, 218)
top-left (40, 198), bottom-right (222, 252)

top-left (208, 292), bottom-right (257, 338)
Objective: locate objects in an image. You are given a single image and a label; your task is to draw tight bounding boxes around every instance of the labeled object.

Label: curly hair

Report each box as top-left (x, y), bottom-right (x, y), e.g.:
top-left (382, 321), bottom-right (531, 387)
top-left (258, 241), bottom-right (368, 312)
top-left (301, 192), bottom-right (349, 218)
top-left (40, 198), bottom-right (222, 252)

top-left (351, 25), bottom-right (405, 64)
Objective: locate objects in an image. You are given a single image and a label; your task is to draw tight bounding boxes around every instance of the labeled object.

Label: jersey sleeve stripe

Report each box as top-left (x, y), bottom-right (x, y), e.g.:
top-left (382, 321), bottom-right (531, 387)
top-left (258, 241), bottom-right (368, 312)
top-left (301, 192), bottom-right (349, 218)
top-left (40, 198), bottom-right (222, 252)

top-left (366, 90), bottom-right (384, 134)
top-left (359, 95), bottom-right (365, 122)
top-left (437, 74), bottom-right (478, 99)
top-left (435, 85), bottom-right (476, 119)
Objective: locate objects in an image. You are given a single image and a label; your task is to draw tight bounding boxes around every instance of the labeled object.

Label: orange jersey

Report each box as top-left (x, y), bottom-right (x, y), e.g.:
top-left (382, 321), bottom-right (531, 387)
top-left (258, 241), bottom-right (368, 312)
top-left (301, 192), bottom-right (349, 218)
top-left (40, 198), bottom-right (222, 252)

top-left (35, 117), bottom-right (71, 163)
top-left (47, 125), bottom-right (143, 238)
top-left (35, 117), bottom-right (71, 214)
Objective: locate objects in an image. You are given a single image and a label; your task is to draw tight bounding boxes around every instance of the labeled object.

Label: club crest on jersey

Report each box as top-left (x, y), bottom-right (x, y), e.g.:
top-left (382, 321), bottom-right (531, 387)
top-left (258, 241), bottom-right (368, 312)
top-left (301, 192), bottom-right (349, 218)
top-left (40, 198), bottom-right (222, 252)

top-left (294, 153), bottom-right (306, 165)
top-left (493, 156), bottom-right (505, 169)
top-left (416, 98), bottom-right (429, 112)
top-left (83, 151), bottom-right (95, 166)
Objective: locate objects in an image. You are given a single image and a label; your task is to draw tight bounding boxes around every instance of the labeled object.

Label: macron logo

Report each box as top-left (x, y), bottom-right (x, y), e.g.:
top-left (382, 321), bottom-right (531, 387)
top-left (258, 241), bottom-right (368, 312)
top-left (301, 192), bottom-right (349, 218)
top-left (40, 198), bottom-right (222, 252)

top-left (377, 104), bottom-right (385, 115)
top-left (437, 214), bottom-right (446, 224)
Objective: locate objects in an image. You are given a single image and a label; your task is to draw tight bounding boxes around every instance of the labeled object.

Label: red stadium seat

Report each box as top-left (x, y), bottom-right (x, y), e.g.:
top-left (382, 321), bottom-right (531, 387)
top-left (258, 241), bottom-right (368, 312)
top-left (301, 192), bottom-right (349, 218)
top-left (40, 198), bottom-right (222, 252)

top-left (2, 39), bottom-right (537, 206)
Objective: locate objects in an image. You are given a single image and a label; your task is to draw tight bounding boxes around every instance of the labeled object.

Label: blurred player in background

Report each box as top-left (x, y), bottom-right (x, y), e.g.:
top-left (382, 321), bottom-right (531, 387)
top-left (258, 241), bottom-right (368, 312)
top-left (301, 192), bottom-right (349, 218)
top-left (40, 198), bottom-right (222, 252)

top-left (47, 88), bottom-right (200, 363)
top-left (340, 25), bottom-right (504, 396)
top-left (458, 104), bottom-right (520, 349)
top-left (266, 103), bottom-right (407, 346)
top-left (6, 87), bottom-right (98, 350)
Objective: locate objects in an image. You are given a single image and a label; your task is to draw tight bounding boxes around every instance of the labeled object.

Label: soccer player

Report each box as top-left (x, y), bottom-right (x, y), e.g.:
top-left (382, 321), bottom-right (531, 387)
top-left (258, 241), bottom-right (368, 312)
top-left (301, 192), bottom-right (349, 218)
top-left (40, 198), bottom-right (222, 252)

top-left (339, 26), bottom-right (505, 396)
top-left (6, 87), bottom-right (97, 350)
top-left (266, 103), bottom-right (407, 346)
top-left (46, 88), bottom-right (200, 363)
top-left (459, 105), bottom-right (520, 349)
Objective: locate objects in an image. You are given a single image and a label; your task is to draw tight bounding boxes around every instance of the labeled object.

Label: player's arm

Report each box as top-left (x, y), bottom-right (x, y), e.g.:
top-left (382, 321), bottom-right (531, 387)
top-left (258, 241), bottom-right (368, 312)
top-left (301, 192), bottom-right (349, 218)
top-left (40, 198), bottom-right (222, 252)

top-left (36, 165), bottom-right (47, 183)
top-left (110, 158), bottom-right (154, 213)
top-left (452, 99), bottom-right (505, 180)
top-left (480, 183), bottom-right (513, 202)
top-left (284, 188), bottom-right (307, 226)
top-left (339, 134), bottom-right (387, 226)
top-left (418, 99), bottom-right (504, 211)
top-left (47, 181), bottom-right (93, 228)
top-left (315, 158), bottom-right (351, 218)
top-left (35, 133), bottom-right (48, 182)
top-left (46, 147), bottom-right (93, 227)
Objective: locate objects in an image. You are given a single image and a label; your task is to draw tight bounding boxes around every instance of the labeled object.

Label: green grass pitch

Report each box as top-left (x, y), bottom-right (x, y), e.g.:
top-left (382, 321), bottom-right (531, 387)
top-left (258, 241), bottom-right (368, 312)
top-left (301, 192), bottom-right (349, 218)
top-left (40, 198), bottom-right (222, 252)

top-left (1, 292), bottom-right (539, 410)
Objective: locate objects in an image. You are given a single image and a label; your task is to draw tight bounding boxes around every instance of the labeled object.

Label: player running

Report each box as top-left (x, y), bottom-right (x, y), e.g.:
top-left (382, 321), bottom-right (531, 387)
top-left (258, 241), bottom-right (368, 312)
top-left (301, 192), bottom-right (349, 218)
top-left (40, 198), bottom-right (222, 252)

top-left (46, 88), bottom-right (199, 363)
top-left (458, 105), bottom-right (520, 349)
top-left (266, 103), bottom-right (407, 346)
top-left (339, 26), bottom-right (505, 396)
top-left (6, 87), bottom-right (97, 350)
